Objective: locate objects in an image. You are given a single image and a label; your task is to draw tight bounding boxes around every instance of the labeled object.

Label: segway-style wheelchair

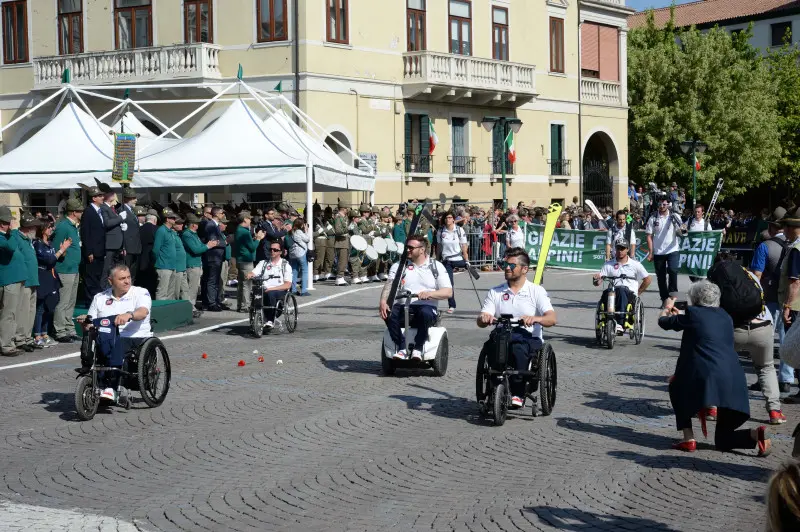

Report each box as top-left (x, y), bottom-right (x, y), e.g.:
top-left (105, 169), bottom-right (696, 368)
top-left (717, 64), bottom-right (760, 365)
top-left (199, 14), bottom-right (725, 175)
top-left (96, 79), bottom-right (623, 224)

top-left (74, 317), bottom-right (171, 421)
top-left (381, 290), bottom-right (449, 376)
top-left (475, 315), bottom-right (557, 426)
top-left (594, 275), bottom-right (645, 349)
top-left (249, 273), bottom-right (298, 337)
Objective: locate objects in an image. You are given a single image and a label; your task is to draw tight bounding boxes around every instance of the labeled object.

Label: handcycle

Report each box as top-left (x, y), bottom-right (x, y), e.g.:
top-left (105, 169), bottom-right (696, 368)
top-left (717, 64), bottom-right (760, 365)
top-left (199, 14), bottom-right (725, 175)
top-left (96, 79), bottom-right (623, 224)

top-left (381, 290), bottom-right (449, 376)
top-left (74, 316), bottom-right (171, 421)
top-left (475, 314), bottom-right (557, 426)
top-left (594, 275), bottom-right (645, 349)
top-left (249, 273), bottom-right (298, 337)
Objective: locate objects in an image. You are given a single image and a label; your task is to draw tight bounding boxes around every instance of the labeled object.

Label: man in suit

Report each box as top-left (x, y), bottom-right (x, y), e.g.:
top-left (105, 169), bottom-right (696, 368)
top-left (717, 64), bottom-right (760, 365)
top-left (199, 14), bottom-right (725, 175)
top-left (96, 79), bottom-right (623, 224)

top-left (138, 209), bottom-right (158, 298)
top-left (119, 188), bottom-right (142, 283)
top-left (99, 190), bottom-right (126, 288)
top-left (80, 186), bottom-right (107, 302)
top-left (201, 207), bottom-right (228, 311)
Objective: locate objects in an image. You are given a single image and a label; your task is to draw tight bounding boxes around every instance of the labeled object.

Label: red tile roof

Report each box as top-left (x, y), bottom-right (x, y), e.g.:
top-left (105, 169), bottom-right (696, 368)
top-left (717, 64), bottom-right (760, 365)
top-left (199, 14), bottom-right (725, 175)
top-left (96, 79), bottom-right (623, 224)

top-left (628, 0), bottom-right (800, 29)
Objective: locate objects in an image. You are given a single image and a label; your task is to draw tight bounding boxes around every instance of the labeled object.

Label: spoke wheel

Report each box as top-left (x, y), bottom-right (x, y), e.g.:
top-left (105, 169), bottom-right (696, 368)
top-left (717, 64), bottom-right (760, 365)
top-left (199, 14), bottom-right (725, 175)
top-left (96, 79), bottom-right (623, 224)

top-left (539, 343), bottom-right (557, 416)
top-left (634, 299), bottom-right (645, 345)
top-left (138, 339), bottom-right (171, 408)
top-left (75, 375), bottom-right (99, 421)
top-left (283, 294), bottom-right (298, 333)
top-left (251, 308), bottom-right (264, 338)
top-left (595, 302), bottom-right (603, 344)
top-left (493, 382), bottom-right (508, 426)
top-left (605, 319), bottom-right (616, 350)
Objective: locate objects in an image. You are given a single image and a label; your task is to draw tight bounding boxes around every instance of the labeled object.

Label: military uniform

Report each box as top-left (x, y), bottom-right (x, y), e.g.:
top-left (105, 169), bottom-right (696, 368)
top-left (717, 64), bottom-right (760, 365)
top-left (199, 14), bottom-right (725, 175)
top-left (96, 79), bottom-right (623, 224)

top-left (348, 209), bottom-right (367, 283)
top-left (153, 209), bottom-right (179, 300)
top-left (14, 215), bottom-right (41, 351)
top-left (357, 203), bottom-right (378, 282)
top-left (52, 199), bottom-right (83, 341)
top-left (181, 214), bottom-right (208, 307)
top-left (0, 207), bottom-right (25, 355)
top-left (333, 201), bottom-right (351, 285)
top-left (173, 218), bottom-right (188, 301)
top-left (312, 203), bottom-right (330, 281)
top-left (322, 206), bottom-right (335, 278)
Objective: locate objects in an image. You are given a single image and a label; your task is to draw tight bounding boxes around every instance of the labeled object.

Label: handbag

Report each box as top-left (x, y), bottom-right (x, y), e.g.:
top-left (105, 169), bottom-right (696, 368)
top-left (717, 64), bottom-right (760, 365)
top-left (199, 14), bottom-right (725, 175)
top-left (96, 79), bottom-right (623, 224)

top-left (780, 319), bottom-right (800, 369)
top-left (306, 249), bottom-right (316, 262)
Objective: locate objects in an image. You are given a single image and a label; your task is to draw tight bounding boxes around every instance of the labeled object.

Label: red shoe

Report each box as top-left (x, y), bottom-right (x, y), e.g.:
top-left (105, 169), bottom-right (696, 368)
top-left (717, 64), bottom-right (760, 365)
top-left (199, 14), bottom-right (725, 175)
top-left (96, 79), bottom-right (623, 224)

top-left (698, 410), bottom-right (708, 439)
top-left (672, 440), bottom-right (697, 452)
top-left (757, 426), bottom-right (772, 457)
top-left (706, 407), bottom-right (718, 421)
top-left (769, 410), bottom-right (787, 425)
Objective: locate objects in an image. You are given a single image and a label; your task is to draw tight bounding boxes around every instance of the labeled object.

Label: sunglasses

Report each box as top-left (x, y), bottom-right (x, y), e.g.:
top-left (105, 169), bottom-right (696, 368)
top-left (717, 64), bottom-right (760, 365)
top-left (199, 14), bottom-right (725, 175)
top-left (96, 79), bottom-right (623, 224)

top-left (270, 248), bottom-right (282, 252)
top-left (499, 261), bottom-right (523, 271)
top-left (616, 246), bottom-right (628, 251)
top-left (406, 245), bottom-right (424, 250)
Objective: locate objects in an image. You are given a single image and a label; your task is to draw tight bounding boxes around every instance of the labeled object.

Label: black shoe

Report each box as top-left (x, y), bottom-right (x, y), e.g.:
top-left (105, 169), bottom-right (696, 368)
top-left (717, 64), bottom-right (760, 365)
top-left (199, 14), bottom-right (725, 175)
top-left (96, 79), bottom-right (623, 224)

top-left (1, 349), bottom-right (19, 357)
top-left (32, 342), bottom-right (44, 350)
top-left (19, 344), bottom-right (35, 352)
top-left (207, 305), bottom-right (222, 312)
top-left (780, 382), bottom-right (792, 394)
top-left (749, 382), bottom-right (762, 392)
top-left (56, 336), bottom-right (77, 343)
top-left (218, 303), bottom-right (231, 311)
top-left (192, 310), bottom-right (203, 319)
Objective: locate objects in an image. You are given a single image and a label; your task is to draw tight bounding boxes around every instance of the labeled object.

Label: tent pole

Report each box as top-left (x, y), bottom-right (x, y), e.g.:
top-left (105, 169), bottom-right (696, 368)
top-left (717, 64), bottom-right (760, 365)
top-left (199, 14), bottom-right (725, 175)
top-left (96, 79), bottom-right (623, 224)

top-left (0, 87), bottom-right (67, 134)
top-left (68, 86), bottom-right (116, 145)
top-left (124, 100), bottom-right (183, 139)
top-left (154, 81), bottom-right (239, 140)
top-left (306, 159), bottom-right (315, 292)
top-left (97, 100), bottom-right (128, 121)
top-left (49, 90), bottom-right (69, 121)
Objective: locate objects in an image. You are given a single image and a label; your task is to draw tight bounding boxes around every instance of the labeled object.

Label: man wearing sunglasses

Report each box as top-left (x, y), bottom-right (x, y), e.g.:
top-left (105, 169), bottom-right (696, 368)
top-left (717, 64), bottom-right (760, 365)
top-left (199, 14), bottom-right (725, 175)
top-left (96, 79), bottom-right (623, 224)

top-left (478, 247), bottom-right (557, 409)
top-left (246, 240), bottom-right (293, 329)
top-left (646, 194), bottom-right (686, 307)
top-left (379, 235), bottom-right (452, 360)
top-left (593, 239), bottom-right (651, 333)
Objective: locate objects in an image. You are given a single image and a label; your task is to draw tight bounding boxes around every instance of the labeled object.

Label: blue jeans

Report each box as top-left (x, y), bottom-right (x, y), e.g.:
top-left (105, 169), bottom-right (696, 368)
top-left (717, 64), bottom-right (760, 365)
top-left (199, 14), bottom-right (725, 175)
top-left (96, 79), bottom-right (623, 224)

top-left (386, 304), bottom-right (438, 351)
top-left (34, 300), bottom-right (52, 336)
top-left (290, 255), bottom-right (308, 294)
top-left (653, 252), bottom-right (680, 302)
top-left (443, 259), bottom-right (467, 309)
top-left (600, 287), bottom-right (634, 325)
top-left (509, 331), bottom-right (543, 397)
top-left (772, 300), bottom-right (796, 384)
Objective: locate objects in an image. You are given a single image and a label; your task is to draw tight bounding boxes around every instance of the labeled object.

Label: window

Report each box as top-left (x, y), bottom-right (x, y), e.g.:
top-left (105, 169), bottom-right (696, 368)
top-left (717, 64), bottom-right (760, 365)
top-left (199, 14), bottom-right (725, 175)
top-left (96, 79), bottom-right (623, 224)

top-left (185, 0), bottom-right (212, 43)
top-left (771, 21), bottom-right (792, 46)
top-left (581, 22), bottom-right (618, 81)
top-left (258, 0), bottom-right (287, 42)
top-left (2, 0), bottom-right (27, 64)
top-left (450, 117), bottom-right (474, 174)
top-left (550, 17), bottom-right (564, 73)
top-left (449, 0), bottom-right (471, 56)
top-left (492, 7), bottom-right (508, 61)
top-left (491, 122), bottom-right (513, 174)
top-left (403, 113), bottom-right (432, 173)
top-left (549, 124), bottom-right (570, 176)
top-left (407, 0), bottom-right (425, 52)
top-left (115, 0), bottom-right (152, 50)
top-left (326, 0), bottom-right (348, 44)
top-left (58, 0), bottom-right (82, 55)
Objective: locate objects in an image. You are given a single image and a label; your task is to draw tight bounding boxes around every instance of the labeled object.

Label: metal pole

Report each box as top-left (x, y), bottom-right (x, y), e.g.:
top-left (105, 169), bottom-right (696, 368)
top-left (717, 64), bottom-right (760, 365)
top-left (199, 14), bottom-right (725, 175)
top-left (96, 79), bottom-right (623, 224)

top-left (306, 160), bottom-right (315, 291)
top-left (500, 118), bottom-right (507, 211)
top-left (691, 140), bottom-right (697, 210)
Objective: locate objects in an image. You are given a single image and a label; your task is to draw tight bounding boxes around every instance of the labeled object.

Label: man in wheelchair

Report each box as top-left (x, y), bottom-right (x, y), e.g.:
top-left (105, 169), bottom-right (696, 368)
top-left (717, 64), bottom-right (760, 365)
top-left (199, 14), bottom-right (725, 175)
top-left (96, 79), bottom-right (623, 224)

top-left (246, 239), bottom-right (293, 329)
top-left (83, 264), bottom-right (152, 402)
top-left (592, 239), bottom-right (651, 333)
top-left (379, 235), bottom-right (452, 360)
top-left (478, 247), bottom-right (557, 409)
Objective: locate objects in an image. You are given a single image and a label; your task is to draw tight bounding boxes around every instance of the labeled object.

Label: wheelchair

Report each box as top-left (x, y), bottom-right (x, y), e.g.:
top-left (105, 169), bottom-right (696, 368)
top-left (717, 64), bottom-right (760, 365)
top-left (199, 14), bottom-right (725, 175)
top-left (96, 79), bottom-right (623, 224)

top-left (381, 290), bottom-right (449, 376)
top-left (475, 315), bottom-right (557, 426)
top-left (249, 274), bottom-right (298, 337)
top-left (594, 275), bottom-right (645, 349)
top-left (74, 319), bottom-right (171, 421)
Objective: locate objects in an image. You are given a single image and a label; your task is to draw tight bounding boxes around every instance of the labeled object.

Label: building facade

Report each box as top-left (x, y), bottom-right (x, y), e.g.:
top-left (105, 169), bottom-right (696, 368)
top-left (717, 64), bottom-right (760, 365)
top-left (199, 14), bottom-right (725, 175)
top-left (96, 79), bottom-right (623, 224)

top-left (0, 0), bottom-right (632, 211)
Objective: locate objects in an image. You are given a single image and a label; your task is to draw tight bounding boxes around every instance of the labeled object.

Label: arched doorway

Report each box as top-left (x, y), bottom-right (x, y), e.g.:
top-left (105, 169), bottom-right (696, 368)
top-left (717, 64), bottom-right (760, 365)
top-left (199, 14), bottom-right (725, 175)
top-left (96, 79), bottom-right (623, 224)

top-left (582, 131), bottom-right (619, 209)
top-left (325, 131), bottom-right (353, 166)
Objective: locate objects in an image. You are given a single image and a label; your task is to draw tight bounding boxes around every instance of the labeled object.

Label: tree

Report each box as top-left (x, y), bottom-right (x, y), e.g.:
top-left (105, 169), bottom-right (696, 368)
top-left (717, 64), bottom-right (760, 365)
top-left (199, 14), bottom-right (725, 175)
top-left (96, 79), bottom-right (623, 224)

top-left (628, 11), bottom-right (780, 200)
top-left (765, 40), bottom-right (800, 188)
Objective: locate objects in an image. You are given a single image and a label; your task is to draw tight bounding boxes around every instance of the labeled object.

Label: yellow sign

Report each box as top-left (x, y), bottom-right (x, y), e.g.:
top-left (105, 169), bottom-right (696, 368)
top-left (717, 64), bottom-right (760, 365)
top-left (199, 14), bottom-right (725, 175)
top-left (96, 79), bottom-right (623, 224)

top-left (533, 203), bottom-right (562, 285)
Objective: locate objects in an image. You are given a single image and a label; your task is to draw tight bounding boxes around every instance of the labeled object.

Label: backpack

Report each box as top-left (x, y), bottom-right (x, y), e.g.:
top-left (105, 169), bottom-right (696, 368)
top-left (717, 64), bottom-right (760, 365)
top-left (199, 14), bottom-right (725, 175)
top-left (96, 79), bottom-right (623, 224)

top-left (706, 260), bottom-right (764, 326)
top-left (765, 238), bottom-right (789, 295)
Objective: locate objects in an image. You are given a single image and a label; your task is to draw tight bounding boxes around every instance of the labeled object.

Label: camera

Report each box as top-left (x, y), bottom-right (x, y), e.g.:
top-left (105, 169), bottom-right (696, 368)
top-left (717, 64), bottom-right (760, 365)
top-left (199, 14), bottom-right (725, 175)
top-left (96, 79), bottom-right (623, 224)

top-left (674, 301), bottom-right (688, 311)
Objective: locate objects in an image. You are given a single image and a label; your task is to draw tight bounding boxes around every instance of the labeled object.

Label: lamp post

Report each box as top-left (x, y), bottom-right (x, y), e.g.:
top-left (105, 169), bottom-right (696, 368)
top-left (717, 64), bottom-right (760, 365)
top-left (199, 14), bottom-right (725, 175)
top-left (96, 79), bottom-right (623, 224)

top-left (680, 139), bottom-right (708, 209)
top-left (482, 116), bottom-right (523, 210)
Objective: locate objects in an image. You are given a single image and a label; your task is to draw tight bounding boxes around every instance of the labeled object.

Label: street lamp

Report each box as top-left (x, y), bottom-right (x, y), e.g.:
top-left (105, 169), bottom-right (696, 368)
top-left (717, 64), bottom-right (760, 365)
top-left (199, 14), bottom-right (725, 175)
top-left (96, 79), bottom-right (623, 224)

top-left (680, 139), bottom-right (708, 209)
top-left (482, 116), bottom-right (523, 210)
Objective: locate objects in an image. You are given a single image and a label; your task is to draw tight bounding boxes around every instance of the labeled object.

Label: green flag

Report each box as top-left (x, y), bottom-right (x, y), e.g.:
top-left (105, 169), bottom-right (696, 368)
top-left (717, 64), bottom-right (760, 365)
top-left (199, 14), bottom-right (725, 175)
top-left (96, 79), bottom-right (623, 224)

top-left (237, 64), bottom-right (243, 80)
top-left (61, 68), bottom-right (71, 84)
top-left (274, 81), bottom-right (282, 93)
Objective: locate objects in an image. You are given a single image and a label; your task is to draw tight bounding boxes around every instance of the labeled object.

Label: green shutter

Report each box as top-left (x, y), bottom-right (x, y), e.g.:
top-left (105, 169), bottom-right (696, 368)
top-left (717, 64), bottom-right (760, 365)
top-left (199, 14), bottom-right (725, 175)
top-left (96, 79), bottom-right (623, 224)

top-left (404, 114), bottom-right (412, 171)
top-left (492, 127), bottom-right (502, 172)
top-left (550, 124), bottom-right (560, 161)
top-left (420, 115), bottom-right (430, 156)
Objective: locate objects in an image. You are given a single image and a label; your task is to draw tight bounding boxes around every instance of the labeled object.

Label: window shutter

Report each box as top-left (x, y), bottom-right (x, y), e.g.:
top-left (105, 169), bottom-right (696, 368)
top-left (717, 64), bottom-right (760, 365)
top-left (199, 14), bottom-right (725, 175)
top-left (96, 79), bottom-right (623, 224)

top-left (581, 23), bottom-right (599, 72)
top-left (404, 113), bottom-right (412, 155)
top-left (599, 25), bottom-right (619, 81)
top-left (550, 124), bottom-right (561, 161)
top-left (420, 114), bottom-right (430, 156)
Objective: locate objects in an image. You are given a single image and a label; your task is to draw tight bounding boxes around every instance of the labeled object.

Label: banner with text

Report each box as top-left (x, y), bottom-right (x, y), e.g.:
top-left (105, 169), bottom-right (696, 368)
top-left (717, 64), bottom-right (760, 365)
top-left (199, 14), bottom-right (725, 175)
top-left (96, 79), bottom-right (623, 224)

top-left (523, 226), bottom-right (723, 276)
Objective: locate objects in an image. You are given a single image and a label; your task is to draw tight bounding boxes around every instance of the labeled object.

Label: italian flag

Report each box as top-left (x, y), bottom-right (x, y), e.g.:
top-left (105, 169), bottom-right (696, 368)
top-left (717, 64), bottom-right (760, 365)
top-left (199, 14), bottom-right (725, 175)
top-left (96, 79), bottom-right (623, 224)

top-left (506, 130), bottom-right (517, 164)
top-left (429, 121), bottom-right (438, 154)
top-left (695, 157), bottom-right (701, 171)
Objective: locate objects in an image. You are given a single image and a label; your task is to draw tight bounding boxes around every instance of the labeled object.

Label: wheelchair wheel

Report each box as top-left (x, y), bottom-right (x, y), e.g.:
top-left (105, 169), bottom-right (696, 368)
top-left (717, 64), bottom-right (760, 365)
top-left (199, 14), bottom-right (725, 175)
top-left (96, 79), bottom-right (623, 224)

top-left (137, 339), bottom-right (171, 408)
top-left (431, 332), bottom-right (448, 377)
top-left (633, 298), bottom-right (645, 345)
top-left (250, 308), bottom-right (264, 338)
top-left (283, 293), bottom-right (298, 333)
top-left (75, 375), bottom-right (99, 421)
top-left (475, 350), bottom-right (490, 413)
top-left (605, 319), bottom-right (615, 350)
top-left (538, 343), bottom-right (557, 416)
top-left (381, 345), bottom-right (396, 376)
top-left (594, 302), bottom-right (603, 344)
top-left (493, 382), bottom-right (508, 426)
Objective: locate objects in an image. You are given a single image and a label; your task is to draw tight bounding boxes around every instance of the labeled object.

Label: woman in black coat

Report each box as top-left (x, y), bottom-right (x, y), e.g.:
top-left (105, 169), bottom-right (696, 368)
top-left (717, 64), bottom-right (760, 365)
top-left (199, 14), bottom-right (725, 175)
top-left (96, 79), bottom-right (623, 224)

top-left (659, 280), bottom-right (772, 455)
top-left (33, 222), bottom-right (69, 347)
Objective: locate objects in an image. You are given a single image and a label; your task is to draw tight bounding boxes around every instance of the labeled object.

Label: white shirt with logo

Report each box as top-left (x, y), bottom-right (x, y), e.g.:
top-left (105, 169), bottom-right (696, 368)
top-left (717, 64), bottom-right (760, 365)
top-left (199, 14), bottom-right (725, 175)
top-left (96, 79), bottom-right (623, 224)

top-left (88, 286), bottom-right (152, 338)
top-left (606, 224), bottom-right (628, 247)
top-left (252, 258), bottom-right (293, 289)
top-left (481, 280), bottom-right (554, 338)
top-left (688, 217), bottom-right (709, 232)
top-left (506, 226), bottom-right (525, 248)
top-left (645, 211), bottom-right (682, 255)
top-left (388, 257), bottom-right (452, 307)
top-left (599, 258), bottom-right (650, 294)
top-left (438, 226), bottom-right (467, 260)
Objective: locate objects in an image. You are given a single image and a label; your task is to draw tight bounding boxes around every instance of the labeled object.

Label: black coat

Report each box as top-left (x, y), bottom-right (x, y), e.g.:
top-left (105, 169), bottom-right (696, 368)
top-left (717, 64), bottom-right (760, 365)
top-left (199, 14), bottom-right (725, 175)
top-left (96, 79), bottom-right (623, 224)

top-left (120, 203), bottom-right (142, 255)
top-left (138, 222), bottom-right (157, 272)
top-left (99, 203), bottom-right (124, 251)
top-left (659, 306), bottom-right (750, 425)
top-left (34, 239), bottom-right (61, 300)
top-left (203, 220), bottom-right (226, 263)
top-left (80, 205), bottom-right (105, 259)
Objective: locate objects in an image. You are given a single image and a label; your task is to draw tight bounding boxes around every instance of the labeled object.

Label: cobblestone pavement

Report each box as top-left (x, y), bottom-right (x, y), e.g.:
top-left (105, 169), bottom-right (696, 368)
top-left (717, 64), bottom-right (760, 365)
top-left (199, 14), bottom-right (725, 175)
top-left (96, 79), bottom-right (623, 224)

top-left (0, 270), bottom-right (792, 531)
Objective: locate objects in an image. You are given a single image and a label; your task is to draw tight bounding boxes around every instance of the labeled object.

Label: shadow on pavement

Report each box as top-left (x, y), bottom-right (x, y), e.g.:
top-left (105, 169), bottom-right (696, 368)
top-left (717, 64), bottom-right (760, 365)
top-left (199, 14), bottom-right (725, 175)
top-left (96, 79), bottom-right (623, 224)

top-left (608, 450), bottom-right (773, 482)
top-left (618, 372), bottom-right (670, 383)
top-left (389, 386), bottom-right (487, 426)
top-left (557, 416), bottom-right (679, 451)
top-left (582, 391), bottom-right (673, 418)
top-left (524, 506), bottom-right (677, 531)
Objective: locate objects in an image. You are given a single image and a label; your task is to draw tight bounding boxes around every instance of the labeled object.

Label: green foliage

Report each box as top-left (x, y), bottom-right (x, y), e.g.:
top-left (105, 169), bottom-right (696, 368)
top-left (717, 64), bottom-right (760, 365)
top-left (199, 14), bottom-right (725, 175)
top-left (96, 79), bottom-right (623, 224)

top-left (628, 11), bottom-right (781, 199)
top-left (765, 40), bottom-right (800, 186)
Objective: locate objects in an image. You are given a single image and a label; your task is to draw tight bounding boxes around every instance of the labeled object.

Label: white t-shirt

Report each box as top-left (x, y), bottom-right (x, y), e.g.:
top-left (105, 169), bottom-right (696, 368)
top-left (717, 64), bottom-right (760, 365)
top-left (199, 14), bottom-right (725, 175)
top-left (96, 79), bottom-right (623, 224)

top-left (606, 224), bottom-right (628, 247)
top-left (481, 280), bottom-right (554, 338)
top-left (506, 226), bottom-right (525, 248)
top-left (599, 258), bottom-right (650, 293)
top-left (388, 257), bottom-right (452, 307)
top-left (645, 211), bottom-right (682, 255)
top-left (688, 217), bottom-right (710, 232)
top-left (438, 226), bottom-right (467, 260)
top-left (88, 286), bottom-right (152, 338)
top-left (252, 258), bottom-right (293, 289)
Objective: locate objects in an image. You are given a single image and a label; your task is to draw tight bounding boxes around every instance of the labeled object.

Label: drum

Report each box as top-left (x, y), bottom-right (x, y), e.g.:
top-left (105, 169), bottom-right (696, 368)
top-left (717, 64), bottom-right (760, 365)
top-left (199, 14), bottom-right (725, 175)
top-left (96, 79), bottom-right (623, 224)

top-left (349, 234), bottom-right (367, 259)
top-left (384, 237), bottom-right (396, 254)
top-left (395, 242), bottom-right (404, 256)
top-left (363, 245), bottom-right (379, 267)
top-left (373, 237), bottom-right (387, 255)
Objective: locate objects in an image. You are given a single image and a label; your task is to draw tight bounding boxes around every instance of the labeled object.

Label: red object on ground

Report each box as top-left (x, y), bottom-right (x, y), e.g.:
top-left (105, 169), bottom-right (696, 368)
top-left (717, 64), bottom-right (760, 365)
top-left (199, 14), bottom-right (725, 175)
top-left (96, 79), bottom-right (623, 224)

top-left (238, 360), bottom-right (246, 367)
top-left (202, 353), bottom-right (208, 359)
top-left (257, 356), bottom-right (264, 362)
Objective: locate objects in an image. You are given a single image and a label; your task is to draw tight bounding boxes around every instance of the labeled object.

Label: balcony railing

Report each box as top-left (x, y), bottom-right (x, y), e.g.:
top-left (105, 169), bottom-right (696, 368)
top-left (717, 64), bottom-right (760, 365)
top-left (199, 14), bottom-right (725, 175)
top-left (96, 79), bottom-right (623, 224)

top-left (33, 43), bottom-right (222, 89)
top-left (403, 153), bottom-right (433, 173)
top-left (448, 155), bottom-right (476, 175)
top-left (581, 78), bottom-right (622, 105)
top-left (548, 159), bottom-right (572, 176)
top-left (490, 158), bottom-right (514, 175)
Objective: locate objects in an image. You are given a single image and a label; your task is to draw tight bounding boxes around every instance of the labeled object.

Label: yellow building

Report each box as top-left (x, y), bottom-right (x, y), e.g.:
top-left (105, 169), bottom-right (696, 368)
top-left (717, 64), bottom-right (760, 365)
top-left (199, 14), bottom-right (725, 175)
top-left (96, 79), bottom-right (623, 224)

top-left (0, 0), bottom-right (633, 210)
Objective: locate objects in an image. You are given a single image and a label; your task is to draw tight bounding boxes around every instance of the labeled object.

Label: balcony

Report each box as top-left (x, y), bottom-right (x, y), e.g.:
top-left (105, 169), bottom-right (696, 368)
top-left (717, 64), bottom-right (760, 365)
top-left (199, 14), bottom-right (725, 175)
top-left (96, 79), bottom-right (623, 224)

top-left (403, 154), bottom-right (433, 173)
top-left (448, 155), bottom-right (476, 175)
top-left (490, 158), bottom-right (514, 175)
top-left (548, 159), bottom-right (572, 176)
top-left (580, 78), bottom-right (623, 105)
top-left (402, 51), bottom-right (537, 107)
top-left (33, 43), bottom-right (222, 90)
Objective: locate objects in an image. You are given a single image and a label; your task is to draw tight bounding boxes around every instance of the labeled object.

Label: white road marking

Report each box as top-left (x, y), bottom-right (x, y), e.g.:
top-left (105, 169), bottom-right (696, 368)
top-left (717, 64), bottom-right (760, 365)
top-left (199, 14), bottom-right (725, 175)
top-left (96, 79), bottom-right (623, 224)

top-left (0, 501), bottom-right (147, 531)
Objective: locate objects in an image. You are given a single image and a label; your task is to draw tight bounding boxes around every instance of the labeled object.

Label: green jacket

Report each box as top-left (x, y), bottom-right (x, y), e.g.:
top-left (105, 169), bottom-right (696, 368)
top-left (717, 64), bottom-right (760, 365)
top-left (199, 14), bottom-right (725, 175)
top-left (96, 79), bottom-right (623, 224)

top-left (0, 230), bottom-right (25, 287)
top-left (12, 230), bottom-right (39, 288)
top-left (153, 224), bottom-right (177, 271)
top-left (174, 230), bottom-right (187, 272)
top-left (52, 217), bottom-right (81, 274)
top-left (181, 229), bottom-right (207, 269)
top-left (235, 225), bottom-right (257, 263)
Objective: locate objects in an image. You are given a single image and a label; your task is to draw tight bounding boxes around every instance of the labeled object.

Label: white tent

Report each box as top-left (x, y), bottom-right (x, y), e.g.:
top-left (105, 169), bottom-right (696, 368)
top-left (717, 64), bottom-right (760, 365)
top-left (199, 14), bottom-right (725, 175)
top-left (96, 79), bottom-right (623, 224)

top-left (109, 112), bottom-right (158, 138)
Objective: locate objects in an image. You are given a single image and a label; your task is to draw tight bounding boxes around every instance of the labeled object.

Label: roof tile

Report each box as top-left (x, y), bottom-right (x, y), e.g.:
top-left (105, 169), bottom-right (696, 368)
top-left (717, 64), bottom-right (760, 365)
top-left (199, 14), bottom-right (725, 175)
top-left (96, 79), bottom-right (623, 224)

top-left (628, 0), bottom-right (800, 29)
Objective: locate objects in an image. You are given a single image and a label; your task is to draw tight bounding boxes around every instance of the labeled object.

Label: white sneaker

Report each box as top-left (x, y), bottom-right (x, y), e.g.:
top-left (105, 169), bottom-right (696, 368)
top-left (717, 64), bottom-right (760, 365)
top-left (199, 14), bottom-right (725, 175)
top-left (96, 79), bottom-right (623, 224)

top-left (379, 274), bottom-right (388, 281)
top-left (615, 324), bottom-right (623, 334)
top-left (393, 350), bottom-right (407, 360)
top-left (265, 320), bottom-right (274, 328)
top-left (313, 274), bottom-right (319, 282)
top-left (370, 275), bottom-right (381, 282)
top-left (510, 396), bottom-right (524, 408)
top-left (100, 388), bottom-right (116, 401)
top-left (352, 277), bottom-right (362, 284)
top-left (335, 277), bottom-right (348, 286)
top-left (325, 274), bottom-right (335, 280)
top-left (410, 350), bottom-right (423, 361)
top-left (447, 307), bottom-right (455, 314)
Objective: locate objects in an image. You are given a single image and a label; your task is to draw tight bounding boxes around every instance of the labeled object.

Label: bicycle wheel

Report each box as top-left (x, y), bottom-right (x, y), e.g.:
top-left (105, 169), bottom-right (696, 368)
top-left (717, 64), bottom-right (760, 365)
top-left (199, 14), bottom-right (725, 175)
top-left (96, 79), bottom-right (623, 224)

top-left (137, 339), bottom-right (171, 408)
top-left (250, 307), bottom-right (263, 338)
top-left (493, 382), bottom-right (508, 426)
top-left (539, 343), bottom-right (557, 416)
top-left (605, 319), bottom-right (616, 350)
top-left (595, 302), bottom-right (603, 344)
top-left (75, 375), bottom-right (99, 421)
